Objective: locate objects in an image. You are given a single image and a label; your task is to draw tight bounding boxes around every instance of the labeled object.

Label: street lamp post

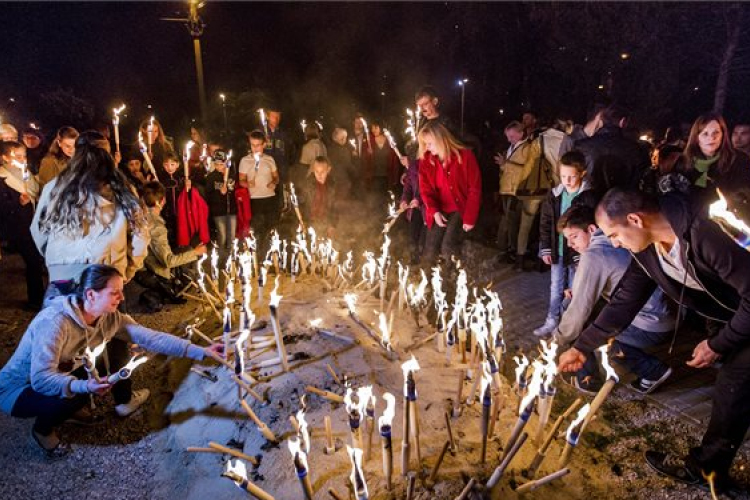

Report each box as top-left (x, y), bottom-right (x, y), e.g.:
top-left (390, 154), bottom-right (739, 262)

top-left (458, 78), bottom-right (468, 136)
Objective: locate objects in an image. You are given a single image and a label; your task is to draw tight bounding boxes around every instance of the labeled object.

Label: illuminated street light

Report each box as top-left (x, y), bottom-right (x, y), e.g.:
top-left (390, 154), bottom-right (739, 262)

top-left (220, 94), bottom-right (228, 130)
top-left (620, 52), bottom-right (630, 60)
top-left (458, 78), bottom-right (469, 136)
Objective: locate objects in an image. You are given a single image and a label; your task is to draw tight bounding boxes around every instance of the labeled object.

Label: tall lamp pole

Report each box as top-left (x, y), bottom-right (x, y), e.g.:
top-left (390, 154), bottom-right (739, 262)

top-left (161, 0), bottom-right (208, 122)
top-left (458, 78), bottom-right (468, 137)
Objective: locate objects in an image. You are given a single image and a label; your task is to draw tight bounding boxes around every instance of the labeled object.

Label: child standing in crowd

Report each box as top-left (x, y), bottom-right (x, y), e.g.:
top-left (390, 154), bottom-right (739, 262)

top-left (122, 151), bottom-right (154, 193)
top-left (204, 150), bottom-right (237, 250)
top-left (298, 124), bottom-right (327, 185)
top-left (0, 142), bottom-right (44, 309)
top-left (533, 151), bottom-right (591, 336)
top-left (38, 126), bottom-right (79, 191)
top-left (302, 156), bottom-right (337, 238)
top-left (239, 130), bottom-right (279, 252)
top-left (160, 152), bottom-right (186, 245)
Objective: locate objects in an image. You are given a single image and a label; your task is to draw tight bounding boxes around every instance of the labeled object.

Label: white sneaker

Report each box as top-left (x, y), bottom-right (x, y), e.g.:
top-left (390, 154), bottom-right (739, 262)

top-left (115, 389), bottom-right (151, 417)
top-left (533, 317), bottom-right (558, 337)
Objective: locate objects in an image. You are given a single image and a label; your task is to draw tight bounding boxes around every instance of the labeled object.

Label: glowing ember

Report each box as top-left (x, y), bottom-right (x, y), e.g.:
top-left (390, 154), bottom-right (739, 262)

top-left (379, 392), bottom-right (396, 429)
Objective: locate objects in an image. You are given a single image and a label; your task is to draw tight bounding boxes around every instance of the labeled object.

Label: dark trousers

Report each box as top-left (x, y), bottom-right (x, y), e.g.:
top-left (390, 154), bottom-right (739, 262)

top-left (690, 341), bottom-right (750, 478)
top-left (250, 196), bottom-right (278, 257)
top-left (408, 209), bottom-right (427, 258)
top-left (423, 211), bottom-right (465, 266)
top-left (13, 233), bottom-right (45, 308)
top-left (10, 338), bottom-right (133, 435)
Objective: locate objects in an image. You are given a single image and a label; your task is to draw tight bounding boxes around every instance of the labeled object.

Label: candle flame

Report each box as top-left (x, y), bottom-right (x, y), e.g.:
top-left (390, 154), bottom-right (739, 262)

top-left (296, 409), bottom-right (310, 454)
top-left (513, 354), bottom-right (529, 385)
top-left (401, 355), bottom-right (420, 378)
top-left (124, 354), bottom-right (148, 372)
top-left (309, 318), bottom-right (323, 328)
top-left (85, 342), bottom-right (107, 365)
top-left (540, 339), bottom-right (559, 391)
top-left (315, 120), bottom-right (323, 131)
top-left (519, 360), bottom-right (545, 413)
top-left (347, 445), bottom-right (368, 498)
top-left (344, 387), bottom-right (358, 415)
top-left (236, 328), bottom-right (250, 373)
top-left (407, 270), bottom-right (429, 307)
top-left (289, 183), bottom-right (299, 207)
top-left (480, 361), bottom-right (492, 401)
top-left (269, 276), bottom-right (282, 307)
top-left (288, 437), bottom-right (308, 470)
top-left (344, 293), bottom-right (358, 314)
top-left (710, 189), bottom-right (750, 239)
top-left (566, 403), bottom-right (591, 444)
top-left (357, 385), bottom-right (374, 417)
top-left (349, 138), bottom-right (356, 148)
top-left (257, 108), bottom-right (267, 127)
top-left (378, 312), bottom-right (391, 349)
top-left (598, 344), bottom-right (619, 382)
top-left (362, 251), bottom-right (377, 284)
top-left (379, 392), bottom-right (396, 429)
top-left (300, 119), bottom-right (307, 133)
top-left (225, 459), bottom-right (248, 484)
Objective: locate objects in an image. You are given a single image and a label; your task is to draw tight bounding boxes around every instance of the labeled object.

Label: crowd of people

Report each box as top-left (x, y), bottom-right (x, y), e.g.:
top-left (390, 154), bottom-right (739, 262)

top-left (1, 85), bottom-right (750, 495)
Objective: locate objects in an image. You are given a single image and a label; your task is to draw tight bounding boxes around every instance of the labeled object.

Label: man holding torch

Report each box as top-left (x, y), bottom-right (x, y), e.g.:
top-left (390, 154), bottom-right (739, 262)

top-left (0, 265), bottom-right (222, 458)
top-left (558, 189), bottom-right (750, 495)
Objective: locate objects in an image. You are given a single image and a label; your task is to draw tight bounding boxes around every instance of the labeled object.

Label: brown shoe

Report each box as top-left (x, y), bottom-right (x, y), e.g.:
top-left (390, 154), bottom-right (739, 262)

top-left (31, 429), bottom-right (72, 459)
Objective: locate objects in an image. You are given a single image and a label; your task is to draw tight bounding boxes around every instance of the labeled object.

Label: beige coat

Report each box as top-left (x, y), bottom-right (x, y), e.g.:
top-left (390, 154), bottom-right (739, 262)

top-left (144, 209), bottom-right (198, 279)
top-left (499, 139), bottom-right (531, 195)
top-left (37, 154), bottom-right (68, 192)
top-left (30, 179), bottom-right (150, 282)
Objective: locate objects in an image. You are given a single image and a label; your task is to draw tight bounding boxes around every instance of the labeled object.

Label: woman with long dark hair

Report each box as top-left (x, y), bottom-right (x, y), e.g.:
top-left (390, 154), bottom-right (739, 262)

top-left (138, 117), bottom-right (175, 181)
top-left (31, 131), bottom-right (150, 302)
top-left (0, 264), bottom-right (221, 458)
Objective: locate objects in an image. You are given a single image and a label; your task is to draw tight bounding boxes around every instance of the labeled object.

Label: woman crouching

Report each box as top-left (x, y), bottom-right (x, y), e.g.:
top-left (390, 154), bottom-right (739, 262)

top-left (0, 264), bottom-right (221, 458)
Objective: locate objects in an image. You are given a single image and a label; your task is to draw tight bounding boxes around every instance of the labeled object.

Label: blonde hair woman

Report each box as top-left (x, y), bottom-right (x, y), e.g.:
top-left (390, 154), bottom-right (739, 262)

top-left (417, 121), bottom-right (482, 265)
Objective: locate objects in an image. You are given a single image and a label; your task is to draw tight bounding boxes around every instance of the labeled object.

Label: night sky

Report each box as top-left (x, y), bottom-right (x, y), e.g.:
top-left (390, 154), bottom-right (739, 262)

top-left (2, 2), bottom-right (750, 142)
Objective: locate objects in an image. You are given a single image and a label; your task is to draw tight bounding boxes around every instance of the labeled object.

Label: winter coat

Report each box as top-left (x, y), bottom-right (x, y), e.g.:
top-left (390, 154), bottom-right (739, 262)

top-left (0, 295), bottom-right (205, 414)
top-left (671, 151), bottom-right (750, 206)
top-left (538, 181), bottom-right (591, 265)
top-left (176, 188), bottom-right (210, 247)
top-left (419, 149), bottom-right (482, 229)
top-left (144, 209), bottom-right (199, 280)
top-left (554, 230), bottom-right (675, 347)
top-left (31, 179), bottom-right (150, 283)
top-left (574, 125), bottom-right (651, 194)
top-left (204, 170), bottom-right (238, 217)
top-left (37, 154), bottom-right (68, 192)
top-left (574, 193), bottom-right (750, 356)
top-left (499, 140), bottom-right (531, 195)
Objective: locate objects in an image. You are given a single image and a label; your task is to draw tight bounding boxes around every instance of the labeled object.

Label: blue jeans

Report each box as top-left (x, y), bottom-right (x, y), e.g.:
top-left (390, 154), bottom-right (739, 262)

top-left (547, 262), bottom-right (575, 321)
top-left (213, 214), bottom-right (237, 250)
top-left (579, 324), bottom-right (670, 381)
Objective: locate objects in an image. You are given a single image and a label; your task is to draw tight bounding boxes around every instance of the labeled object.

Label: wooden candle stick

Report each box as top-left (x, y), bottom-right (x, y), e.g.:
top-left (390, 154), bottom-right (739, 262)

top-left (515, 468), bottom-right (570, 495)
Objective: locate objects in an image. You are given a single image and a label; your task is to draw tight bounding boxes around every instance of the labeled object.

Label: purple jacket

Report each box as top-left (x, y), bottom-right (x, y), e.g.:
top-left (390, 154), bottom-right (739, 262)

top-left (400, 159), bottom-right (423, 222)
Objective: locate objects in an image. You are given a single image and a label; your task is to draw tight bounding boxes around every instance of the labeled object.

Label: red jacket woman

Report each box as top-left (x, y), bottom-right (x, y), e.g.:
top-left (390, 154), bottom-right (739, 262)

top-left (418, 123), bottom-right (482, 230)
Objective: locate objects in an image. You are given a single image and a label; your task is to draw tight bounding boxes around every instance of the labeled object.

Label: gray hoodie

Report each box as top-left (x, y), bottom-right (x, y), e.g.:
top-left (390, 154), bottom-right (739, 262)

top-left (0, 296), bottom-right (204, 413)
top-left (554, 229), bottom-right (675, 347)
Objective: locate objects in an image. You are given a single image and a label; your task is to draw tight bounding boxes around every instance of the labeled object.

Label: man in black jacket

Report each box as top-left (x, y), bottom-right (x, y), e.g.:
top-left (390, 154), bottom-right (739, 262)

top-left (558, 188), bottom-right (750, 494)
top-left (574, 105), bottom-right (650, 196)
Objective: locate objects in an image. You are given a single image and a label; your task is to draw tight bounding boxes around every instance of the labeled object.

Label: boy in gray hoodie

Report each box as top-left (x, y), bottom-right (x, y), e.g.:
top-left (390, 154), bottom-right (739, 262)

top-left (554, 204), bottom-right (674, 395)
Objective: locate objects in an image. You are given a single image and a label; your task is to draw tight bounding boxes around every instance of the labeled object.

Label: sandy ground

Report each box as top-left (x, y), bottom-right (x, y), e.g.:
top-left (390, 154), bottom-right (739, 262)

top-left (1, 212), bottom-right (749, 500)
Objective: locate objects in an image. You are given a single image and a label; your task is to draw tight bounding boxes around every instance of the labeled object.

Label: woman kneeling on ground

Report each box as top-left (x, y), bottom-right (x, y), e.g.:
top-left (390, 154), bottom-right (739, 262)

top-left (0, 264), bottom-right (222, 458)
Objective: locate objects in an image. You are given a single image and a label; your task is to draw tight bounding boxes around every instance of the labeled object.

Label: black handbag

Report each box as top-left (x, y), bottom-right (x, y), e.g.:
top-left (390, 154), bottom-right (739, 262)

top-left (516, 135), bottom-right (555, 201)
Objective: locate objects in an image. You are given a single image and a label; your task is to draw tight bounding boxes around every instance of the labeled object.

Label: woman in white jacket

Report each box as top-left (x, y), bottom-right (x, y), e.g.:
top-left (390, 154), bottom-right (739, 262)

top-left (31, 131), bottom-right (150, 303)
top-left (0, 264), bottom-right (222, 458)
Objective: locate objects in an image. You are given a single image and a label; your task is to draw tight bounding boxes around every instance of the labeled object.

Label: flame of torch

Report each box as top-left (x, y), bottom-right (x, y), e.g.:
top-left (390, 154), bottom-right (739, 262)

top-left (514, 354), bottom-right (530, 387)
top-left (379, 392), bottom-right (396, 430)
top-left (566, 403), bottom-right (591, 445)
top-left (269, 276), bottom-right (282, 308)
top-left (710, 189), bottom-right (750, 249)
top-left (296, 409), bottom-right (310, 454)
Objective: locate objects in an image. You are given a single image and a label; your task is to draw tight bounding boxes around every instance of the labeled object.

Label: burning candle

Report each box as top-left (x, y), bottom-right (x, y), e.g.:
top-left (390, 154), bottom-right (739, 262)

top-left (533, 339), bottom-right (559, 447)
top-left (268, 276), bottom-right (289, 372)
top-left (257, 108), bottom-right (268, 137)
top-left (147, 116), bottom-right (155, 155)
top-left (138, 132), bottom-right (158, 179)
top-left (401, 355), bottom-right (422, 475)
top-left (347, 446), bottom-right (369, 500)
top-left (112, 104), bottom-right (126, 154)
top-left (558, 403), bottom-right (591, 468)
top-left (505, 360), bottom-right (544, 457)
top-left (83, 341), bottom-right (107, 382)
top-left (360, 117), bottom-right (371, 152)
top-left (357, 386), bottom-right (376, 462)
top-left (288, 437), bottom-right (314, 500)
top-left (709, 189), bottom-right (750, 250)
top-left (344, 388), bottom-right (363, 450)
top-left (383, 129), bottom-right (404, 158)
top-left (107, 354), bottom-right (148, 384)
top-left (223, 460), bottom-right (275, 500)
top-left (296, 408), bottom-right (310, 454)
top-left (379, 392), bottom-right (395, 490)
top-left (480, 361), bottom-right (492, 464)
top-left (222, 305), bottom-right (232, 361)
top-left (183, 140), bottom-right (195, 189)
